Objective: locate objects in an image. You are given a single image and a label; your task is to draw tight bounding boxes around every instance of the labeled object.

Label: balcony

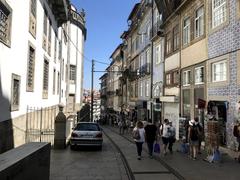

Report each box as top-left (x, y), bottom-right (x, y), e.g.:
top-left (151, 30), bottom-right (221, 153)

top-left (151, 20), bottom-right (163, 39)
top-left (49, 0), bottom-right (69, 27)
top-left (106, 91), bottom-right (115, 96)
top-left (139, 63), bottom-right (150, 76)
top-left (116, 89), bottom-right (122, 96)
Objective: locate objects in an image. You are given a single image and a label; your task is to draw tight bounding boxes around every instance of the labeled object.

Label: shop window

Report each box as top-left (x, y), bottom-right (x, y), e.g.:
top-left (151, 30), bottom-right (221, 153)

top-left (183, 89), bottom-right (191, 118)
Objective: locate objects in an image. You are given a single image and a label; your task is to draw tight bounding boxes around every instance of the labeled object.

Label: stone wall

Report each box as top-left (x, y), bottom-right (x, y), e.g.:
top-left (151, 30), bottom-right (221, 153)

top-left (0, 142), bottom-right (51, 180)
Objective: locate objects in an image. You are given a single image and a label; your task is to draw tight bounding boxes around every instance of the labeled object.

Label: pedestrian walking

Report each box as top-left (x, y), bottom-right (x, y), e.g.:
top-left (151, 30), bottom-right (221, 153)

top-left (168, 121), bottom-right (176, 154)
top-left (133, 121), bottom-right (145, 160)
top-left (188, 119), bottom-right (200, 160)
top-left (195, 117), bottom-right (203, 154)
top-left (144, 120), bottom-right (157, 158)
top-left (233, 121), bottom-right (240, 162)
top-left (160, 119), bottom-right (171, 155)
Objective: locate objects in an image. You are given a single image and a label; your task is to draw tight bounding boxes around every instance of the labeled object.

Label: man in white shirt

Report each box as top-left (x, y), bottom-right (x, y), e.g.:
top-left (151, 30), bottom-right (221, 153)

top-left (160, 119), bottom-right (171, 155)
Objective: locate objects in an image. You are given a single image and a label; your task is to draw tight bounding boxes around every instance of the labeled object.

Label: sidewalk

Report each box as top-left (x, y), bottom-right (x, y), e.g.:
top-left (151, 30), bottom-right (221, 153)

top-left (105, 125), bottom-right (240, 180)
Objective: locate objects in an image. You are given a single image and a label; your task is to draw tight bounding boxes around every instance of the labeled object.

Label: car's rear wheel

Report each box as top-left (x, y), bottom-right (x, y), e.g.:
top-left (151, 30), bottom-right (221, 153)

top-left (98, 145), bottom-right (102, 151)
top-left (70, 144), bottom-right (76, 150)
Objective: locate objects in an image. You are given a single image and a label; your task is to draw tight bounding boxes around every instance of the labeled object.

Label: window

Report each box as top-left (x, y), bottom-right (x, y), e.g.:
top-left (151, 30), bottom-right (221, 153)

top-left (43, 9), bottom-right (47, 35)
top-left (183, 17), bottom-right (190, 45)
top-left (0, 0), bottom-right (12, 46)
top-left (166, 73), bottom-right (171, 85)
top-left (146, 81), bottom-right (149, 97)
top-left (62, 59), bottom-right (64, 80)
top-left (11, 74), bottom-right (20, 111)
top-left (58, 40), bottom-right (62, 60)
top-left (57, 71), bottom-right (60, 95)
top-left (183, 70), bottom-right (191, 86)
top-left (29, 0), bottom-right (37, 37)
top-left (53, 69), bottom-right (56, 94)
top-left (146, 48), bottom-right (150, 64)
top-left (173, 71), bottom-right (179, 84)
top-left (156, 44), bottom-right (161, 64)
top-left (42, 9), bottom-right (48, 50)
top-left (140, 53), bottom-right (144, 67)
top-left (212, 60), bottom-right (227, 82)
top-left (195, 6), bottom-right (204, 38)
top-left (140, 81), bottom-right (143, 97)
top-left (183, 89), bottom-right (191, 118)
top-left (135, 82), bottom-right (138, 97)
top-left (195, 66), bottom-right (204, 84)
top-left (70, 65), bottom-right (76, 83)
top-left (48, 20), bottom-right (52, 55)
top-left (54, 35), bottom-right (57, 62)
top-left (43, 58), bottom-right (49, 98)
top-left (166, 32), bottom-right (171, 54)
top-left (173, 25), bottom-right (179, 51)
top-left (212, 0), bottom-right (227, 28)
top-left (26, 44), bottom-right (35, 91)
top-left (147, 24), bottom-right (151, 40)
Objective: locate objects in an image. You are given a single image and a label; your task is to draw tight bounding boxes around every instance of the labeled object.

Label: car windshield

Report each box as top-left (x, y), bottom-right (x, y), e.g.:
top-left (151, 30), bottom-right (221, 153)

top-left (75, 123), bottom-right (100, 131)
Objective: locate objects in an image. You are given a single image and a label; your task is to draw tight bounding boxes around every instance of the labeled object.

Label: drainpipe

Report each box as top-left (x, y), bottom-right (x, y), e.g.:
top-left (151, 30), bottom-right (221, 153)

top-left (66, 21), bottom-right (71, 112)
top-left (150, 0), bottom-right (154, 123)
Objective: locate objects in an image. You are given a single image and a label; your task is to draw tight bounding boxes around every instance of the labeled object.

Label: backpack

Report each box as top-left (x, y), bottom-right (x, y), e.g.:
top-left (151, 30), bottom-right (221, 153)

top-left (190, 125), bottom-right (199, 141)
top-left (233, 125), bottom-right (239, 137)
top-left (133, 129), bottom-right (140, 140)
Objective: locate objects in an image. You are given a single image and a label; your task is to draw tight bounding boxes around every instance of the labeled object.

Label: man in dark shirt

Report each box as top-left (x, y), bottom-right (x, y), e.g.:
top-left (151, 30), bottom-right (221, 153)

top-left (144, 121), bottom-right (157, 158)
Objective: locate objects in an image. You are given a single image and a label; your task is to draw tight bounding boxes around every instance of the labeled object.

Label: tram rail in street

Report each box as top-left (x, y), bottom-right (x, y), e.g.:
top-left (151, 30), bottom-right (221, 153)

top-left (103, 126), bottom-right (186, 180)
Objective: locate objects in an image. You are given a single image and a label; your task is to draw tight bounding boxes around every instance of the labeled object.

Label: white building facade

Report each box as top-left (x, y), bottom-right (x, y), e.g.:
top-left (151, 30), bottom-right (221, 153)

top-left (0, 0), bottom-right (86, 153)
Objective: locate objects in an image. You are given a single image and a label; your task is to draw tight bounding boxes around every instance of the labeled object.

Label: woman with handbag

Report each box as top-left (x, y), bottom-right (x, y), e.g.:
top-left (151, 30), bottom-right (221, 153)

top-left (133, 121), bottom-right (145, 160)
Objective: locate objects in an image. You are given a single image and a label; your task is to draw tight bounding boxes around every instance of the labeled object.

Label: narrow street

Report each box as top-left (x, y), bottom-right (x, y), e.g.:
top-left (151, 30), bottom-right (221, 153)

top-left (50, 125), bottom-right (240, 180)
top-left (50, 134), bottom-right (128, 180)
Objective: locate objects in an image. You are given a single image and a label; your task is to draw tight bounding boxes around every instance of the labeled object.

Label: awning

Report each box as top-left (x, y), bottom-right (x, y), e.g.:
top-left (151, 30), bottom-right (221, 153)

top-left (160, 96), bottom-right (179, 103)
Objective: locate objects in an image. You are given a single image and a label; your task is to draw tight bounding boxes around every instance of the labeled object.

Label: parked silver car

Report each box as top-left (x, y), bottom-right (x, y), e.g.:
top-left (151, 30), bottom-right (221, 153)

top-left (70, 122), bottom-right (103, 150)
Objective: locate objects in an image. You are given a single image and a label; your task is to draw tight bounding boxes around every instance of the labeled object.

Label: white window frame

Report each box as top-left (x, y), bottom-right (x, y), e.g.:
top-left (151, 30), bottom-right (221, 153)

top-left (195, 66), bottom-right (204, 84)
top-left (183, 70), bottom-right (191, 86)
top-left (156, 44), bottom-right (161, 64)
top-left (166, 73), bottom-right (171, 85)
top-left (140, 53), bottom-right (144, 67)
top-left (146, 81), bottom-right (149, 97)
top-left (195, 6), bottom-right (204, 38)
top-left (140, 81), bottom-right (143, 97)
top-left (146, 48), bottom-right (150, 64)
top-left (212, 0), bottom-right (227, 28)
top-left (212, 60), bottom-right (227, 82)
top-left (183, 17), bottom-right (190, 45)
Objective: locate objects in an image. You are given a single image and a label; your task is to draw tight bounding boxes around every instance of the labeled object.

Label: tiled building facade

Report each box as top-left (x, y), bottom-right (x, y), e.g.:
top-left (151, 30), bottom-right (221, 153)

top-left (207, 0), bottom-right (240, 149)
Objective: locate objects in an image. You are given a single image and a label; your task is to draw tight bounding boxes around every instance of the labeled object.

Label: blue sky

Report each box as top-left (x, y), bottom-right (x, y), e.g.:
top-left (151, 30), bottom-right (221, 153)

top-left (71, 0), bottom-right (139, 90)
